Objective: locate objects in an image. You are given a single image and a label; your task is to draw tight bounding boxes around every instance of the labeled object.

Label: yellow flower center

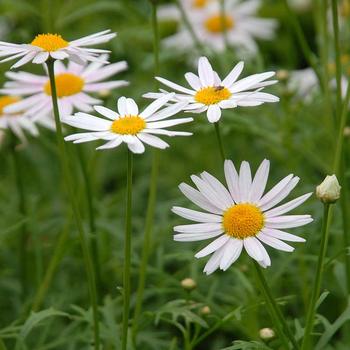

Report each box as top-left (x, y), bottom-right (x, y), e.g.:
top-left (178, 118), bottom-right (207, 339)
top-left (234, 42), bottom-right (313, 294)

top-left (222, 203), bottom-right (264, 239)
top-left (111, 116), bottom-right (146, 135)
top-left (204, 14), bottom-right (234, 33)
top-left (44, 73), bottom-right (84, 98)
top-left (195, 86), bottom-right (231, 105)
top-left (31, 33), bottom-right (69, 52)
top-left (193, 0), bottom-right (207, 8)
top-left (0, 96), bottom-right (21, 116)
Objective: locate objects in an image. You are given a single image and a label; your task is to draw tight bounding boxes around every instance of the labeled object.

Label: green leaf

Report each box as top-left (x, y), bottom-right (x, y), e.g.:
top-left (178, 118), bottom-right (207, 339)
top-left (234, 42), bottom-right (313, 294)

top-left (221, 340), bottom-right (273, 350)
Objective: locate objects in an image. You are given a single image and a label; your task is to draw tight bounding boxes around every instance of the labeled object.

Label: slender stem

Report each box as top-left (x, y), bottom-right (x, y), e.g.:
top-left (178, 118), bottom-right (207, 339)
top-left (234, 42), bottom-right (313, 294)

top-left (10, 137), bottom-right (28, 300)
top-left (331, 0), bottom-right (342, 114)
top-left (122, 150), bottom-right (133, 350)
top-left (133, 2), bottom-right (161, 343)
top-left (214, 122), bottom-right (226, 161)
top-left (46, 59), bottom-right (100, 350)
top-left (31, 216), bottom-right (71, 311)
top-left (301, 204), bottom-right (332, 350)
top-left (253, 262), bottom-right (298, 350)
top-left (76, 145), bottom-right (102, 300)
top-left (175, 0), bottom-right (206, 54)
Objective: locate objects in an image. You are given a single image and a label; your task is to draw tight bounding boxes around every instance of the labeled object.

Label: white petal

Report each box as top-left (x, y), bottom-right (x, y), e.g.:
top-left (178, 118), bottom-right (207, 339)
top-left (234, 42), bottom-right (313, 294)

top-left (137, 133), bottom-right (169, 149)
top-left (261, 228), bottom-right (306, 242)
top-left (264, 193), bottom-right (313, 218)
top-left (140, 93), bottom-right (176, 118)
top-left (243, 236), bottom-right (263, 262)
top-left (238, 161), bottom-right (252, 202)
top-left (96, 137), bottom-right (123, 150)
top-left (126, 98), bottom-right (139, 115)
top-left (198, 56), bottom-right (214, 86)
top-left (220, 238), bottom-right (244, 270)
top-left (203, 245), bottom-right (226, 275)
top-left (174, 223), bottom-right (222, 233)
top-left (94, 105), bottom-right (119, 120)
top-left (257, 232), bottom-right (295, 252)
top-left (62, 112), bottom-right (111, 131)
top-left (172, 206), bottom-right (222, 223)
top-left (174, 230), bottom-right (223, 242)
top-left (207, 104), bottom-right (221, 123)
top-left (249, 159), bottom-right (270, 202)
top-left (156, 77), bottom-right (195, 95)
top-left (222, 61), bottom-right (244, 87)
top-left (195, 235), bottom-right (230, 258)
top-left (127, 136), bottom-right (145, 153)
top-left (32, 51), bottom-right (49, 64)
top-left (117, 96), bottom-right (127, 115)
top-left (178, 183), bottom-right (223, 214)
top-left (185, 72), bottom-right (201, 90)
top-left (265, 215), bottom-right (313, 229)
top-left (224, 160), bottom-right (240, 203)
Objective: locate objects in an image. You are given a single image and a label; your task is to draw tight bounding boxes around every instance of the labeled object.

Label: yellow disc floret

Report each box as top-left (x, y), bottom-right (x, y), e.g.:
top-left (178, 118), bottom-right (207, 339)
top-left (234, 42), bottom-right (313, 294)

top-left (205, 14), bottom-right (234, 33)
top-left (31, 33), bottom-right (69, 52)
top-left (222, 203), bottom-right (264, 239)
top-left (44, 73), bottom-right (84, 98)
top-left (195, 86), bottom-right (231, 105)
top-left (193, 0), bottom-right (208, 8)
top-left (0, 96), bottom-right (21, 115)
top-left (111, 116), bottom-right (146, 135)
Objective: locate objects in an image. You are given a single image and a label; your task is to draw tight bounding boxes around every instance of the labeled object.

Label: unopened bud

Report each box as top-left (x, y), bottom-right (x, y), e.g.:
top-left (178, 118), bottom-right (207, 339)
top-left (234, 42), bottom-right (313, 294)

top-left (316, 175), bottom-right (341, 203)
top-left (181, 278), bottom-right (197, 291)
top-left (98, 89), bottom-right (111, 98)
top-left (344, 126), bottom-right (350, 137)
top-left (200, 306), bottom-right (211, 315)
top-left (276, 69), bottom-right (289, 81)
top-left (259, 327), bottom-right (275, 340)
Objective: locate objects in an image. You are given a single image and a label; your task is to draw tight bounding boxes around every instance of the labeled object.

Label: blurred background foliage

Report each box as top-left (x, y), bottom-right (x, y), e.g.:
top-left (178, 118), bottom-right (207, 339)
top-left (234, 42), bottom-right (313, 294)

top-left (0, 0), bottom-right (349, 349)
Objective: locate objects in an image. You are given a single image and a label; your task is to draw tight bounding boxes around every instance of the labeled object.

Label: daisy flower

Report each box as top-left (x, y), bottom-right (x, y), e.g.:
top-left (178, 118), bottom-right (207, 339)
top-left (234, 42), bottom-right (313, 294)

top-left (172, 159), bottom-right (313, 274)
top-left (62, 94), bottom-right (193, 153)
top-left (144, 56), bottom-right (279, 123)
top-left (0, 30), bottom-right (116, 69)
top-left (0, 95), bottom-right (54, 143)
top-left (161, 0), bottom-right (277, 54)
top-left (0, 55), bottom-right (128, 120)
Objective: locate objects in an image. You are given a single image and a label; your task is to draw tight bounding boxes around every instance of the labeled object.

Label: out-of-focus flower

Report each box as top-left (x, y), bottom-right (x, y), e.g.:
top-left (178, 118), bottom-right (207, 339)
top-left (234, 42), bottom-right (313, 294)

top-left (200, 305), bottom-right (211, 315)
top-left (181, 277), bottom-right (197, 290)
top-left (0, 30), bottom-right (116, 69)
top-left (259, 327), bottom-right (275, 340)
top-left (287, 0), bottom-right (312, 12)
top-left (288, 68), bottom-right (318, 102)
top-left (316, 175), bottom-right (341, 204)
top-left (145, 56), bottom-right (278, 123)
top-left (63, 94), bottom-right (193, 153)
top-left (160, 0), bottom-right (277, 54)
top-left (173, 159), bottom-right (313, 274)
top-left (0, 95), bottom-right (53, 143)
top-left (0, 55), bottom-right (128, 120)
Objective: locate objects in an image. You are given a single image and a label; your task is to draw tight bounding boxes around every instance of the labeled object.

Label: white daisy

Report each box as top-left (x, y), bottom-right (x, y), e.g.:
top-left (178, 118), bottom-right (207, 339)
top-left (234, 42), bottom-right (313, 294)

top-left (0, 95), bottom-right (54, 143)
top-left (62, 94), bottom-right (193, 154)
top-left (0, 30), bottom-right (116, 69)
top-left (0, 55), bottom-right (128, 120)
top-left (144, 56), bottom-right (279, 123)
top-left (172, 159), bottom-right (313, 274)
top-left (288, 68), bottom-right (318, 102)
top-left (161, 0), bottom-right (277, 54)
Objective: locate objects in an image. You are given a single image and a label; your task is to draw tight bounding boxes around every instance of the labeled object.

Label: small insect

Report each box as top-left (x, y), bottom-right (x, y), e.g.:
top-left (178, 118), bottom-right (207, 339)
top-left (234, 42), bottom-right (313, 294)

top-left (214, 86), bottom-right (225, 91)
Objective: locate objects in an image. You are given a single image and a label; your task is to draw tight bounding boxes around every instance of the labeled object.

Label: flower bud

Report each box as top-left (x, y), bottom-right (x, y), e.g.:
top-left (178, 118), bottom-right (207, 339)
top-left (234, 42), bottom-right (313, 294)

top-left (316, 175), bottom-right (341, 203)
top-left (200, 306), bottom-right (211, 315)
top-left (276, 69), bottom-right (289, 81)
top-left (181, 278), bottom-right (197, 291)
top-left (344, 126), bottom-right (350, 137)
top-left (98, 89), bottom-right (111, 98)
top-left (259, 327), bottom-right (275, 340)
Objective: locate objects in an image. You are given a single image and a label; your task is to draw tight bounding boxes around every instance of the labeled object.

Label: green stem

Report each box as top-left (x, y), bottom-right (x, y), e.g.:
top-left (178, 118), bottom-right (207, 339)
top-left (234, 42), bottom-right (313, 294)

top-left (253, 262), bottom-right (298, 350)
top-left (175, 0), bottom-right (206, 54)
top-left (133, 2), bottom-right (161, 343)
top-left (31, 216), bottom-right (71, 311)
top-left (122, 150), bottom-right (133, 350)
top-left (76, 145), bottom-right (102, 300)
top-left (46, 59), bottom-right (100, 350)
top-left (11, 138), bottom-right (28, 300)
top-left (214, 122), bottom-right (226, 161)
top-left (331, 0), bottom-right (342, 114)
top-left (301, 204), bottom-right (332, 350)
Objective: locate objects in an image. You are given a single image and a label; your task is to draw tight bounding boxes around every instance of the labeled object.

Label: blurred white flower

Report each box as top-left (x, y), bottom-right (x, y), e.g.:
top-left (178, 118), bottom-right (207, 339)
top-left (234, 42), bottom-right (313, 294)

top-left (0, 30), bottom-right (116, 69)
top-left (0, 95), bottom-right (53, 143)
top-left (0, 55), bottom-right (128, 120)
top-left (63, 94), bottom-right (193, 153)
top-left (287, 0), bottom-right (312, 12)
top-left (145, 56), bottom-right (278, 123)
top-left (259, 327), bottom-right (275, 340)
top-left (288, 68), bottom-right (318, 102)
top-left (172, 159), bottom-right (313, 274)
top-left (160, 0), bottom-right (277, 54)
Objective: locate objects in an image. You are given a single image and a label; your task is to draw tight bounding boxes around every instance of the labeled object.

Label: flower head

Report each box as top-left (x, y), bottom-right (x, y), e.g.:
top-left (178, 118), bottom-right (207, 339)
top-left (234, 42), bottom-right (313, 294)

top-left (0, 30), bottom-right (116, 69)
top-left (0, 95), bottom-right (53, 143)
top-left (0, 55), bottom-right (128, 120)
top-left (173, 159), bottom-right (313, 274)
top-left (145, 56), bottom-right (278, 123)
top-left (63, 94), bottom-right (193, 153)
top-left (316, 175), bottom-right (341, 203)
